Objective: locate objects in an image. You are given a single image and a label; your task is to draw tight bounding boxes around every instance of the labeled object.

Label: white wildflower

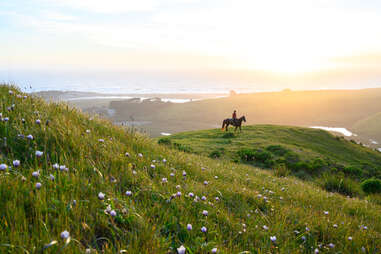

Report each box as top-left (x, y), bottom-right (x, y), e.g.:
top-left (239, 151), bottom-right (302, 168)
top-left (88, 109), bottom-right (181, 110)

top-left (177, 245), bottom-right (186, 254)
top-left (35, 151), bottom-right (43, 157)
top-left (0, 164), bottom-right (8, 171)
top-left (60, 230), bottom-right (70, 239)
top-left (36, 182), bottom-right (42, 189)
top-left (98, 192), bottom-right (105, 200)
top-left (13, 160), bottom-right (20, 167)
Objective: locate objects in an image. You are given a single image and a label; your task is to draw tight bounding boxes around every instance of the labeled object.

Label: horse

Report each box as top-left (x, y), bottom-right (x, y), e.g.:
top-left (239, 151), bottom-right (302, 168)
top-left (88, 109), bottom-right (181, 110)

top-left (221, 116), bottom-right (246, 132)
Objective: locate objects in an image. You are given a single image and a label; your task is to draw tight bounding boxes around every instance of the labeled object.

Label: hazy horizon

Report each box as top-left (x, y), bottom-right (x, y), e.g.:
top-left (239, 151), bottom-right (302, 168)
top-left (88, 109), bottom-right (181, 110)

top-left (1, 68), bottom-right (381, 94)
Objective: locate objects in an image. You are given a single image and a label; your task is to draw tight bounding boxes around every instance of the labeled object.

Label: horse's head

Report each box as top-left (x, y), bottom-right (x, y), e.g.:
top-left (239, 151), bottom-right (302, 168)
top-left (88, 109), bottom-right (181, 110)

top-left (242, 116), bottom-right (246, 122)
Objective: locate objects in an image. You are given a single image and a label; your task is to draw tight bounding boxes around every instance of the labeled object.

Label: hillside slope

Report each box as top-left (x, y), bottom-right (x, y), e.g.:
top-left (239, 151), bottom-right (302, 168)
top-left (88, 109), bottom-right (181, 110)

top-left (162, 125), bottom-right (381, 197)
top-left (162, 125), bottom-right (381, 166)
top-left (0, 85), bottom-right (380, 253)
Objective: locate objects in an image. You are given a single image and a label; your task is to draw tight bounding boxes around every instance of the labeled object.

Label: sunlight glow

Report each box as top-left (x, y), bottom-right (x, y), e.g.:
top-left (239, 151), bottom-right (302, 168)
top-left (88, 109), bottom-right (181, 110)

top-left (1, 0), bottom-right (381, 73)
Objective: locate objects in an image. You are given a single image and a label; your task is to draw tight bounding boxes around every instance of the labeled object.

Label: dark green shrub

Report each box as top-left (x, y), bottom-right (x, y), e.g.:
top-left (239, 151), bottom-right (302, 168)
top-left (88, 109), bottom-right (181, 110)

top-left (293, 161), bottom-right (312, 172)
top-left (254, 150), bottom-right (273, 163)
top-left (264, 159), bottom-right (275, 168)
top-left (237, 149), bottom-right (274, 167)
top-left (209, 150), bottom-right (222, 158)
top-left (360, 162), bottom-right (376, 177)
top-left (217, 139), bottom-right (232, 144)
top-left (284, 152), bottom-right (300, 165)
top-left (173, 142), bottom-right (193, 153)
top-left (237, 149), bottom-right (256, 162)
top-left (158, 138), bottom-right (171, 145)
top-left (322, 174), bottom-right (361, 197)
top-left (294, 170), bottom-right (310, 180)
top-left (361, 178), bottom-right (381, 194)
top-left (222, 132), bottom-right (235, 138)
top-left (329, 167), bottom-right (339, 174)
top-left (232, 158), bottom-right (240, 163)
top-left (343, 166), bottom-right (363, 178)
top-left (266, 145), bottom-right (288, 156)
top-left (311, 158), bottom-right (326, 171)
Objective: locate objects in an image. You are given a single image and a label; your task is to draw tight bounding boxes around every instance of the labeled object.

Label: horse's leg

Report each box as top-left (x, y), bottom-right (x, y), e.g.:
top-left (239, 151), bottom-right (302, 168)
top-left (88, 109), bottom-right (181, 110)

top-left (226, 124), bottom-right (229, 131)
top-left (240, 125), bottom-right (242, 132)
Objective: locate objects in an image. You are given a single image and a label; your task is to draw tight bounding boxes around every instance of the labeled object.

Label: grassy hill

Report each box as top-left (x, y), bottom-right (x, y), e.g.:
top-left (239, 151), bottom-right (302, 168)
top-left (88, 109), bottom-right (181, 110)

top-left (160, 125), bottom-right (381, 197)
top-left (1, 85), bottom-right (380, 253)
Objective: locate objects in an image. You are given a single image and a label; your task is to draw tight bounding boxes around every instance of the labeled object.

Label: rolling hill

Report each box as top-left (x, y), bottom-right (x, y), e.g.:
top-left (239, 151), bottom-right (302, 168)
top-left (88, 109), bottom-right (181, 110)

top-left (160, 125), bottom-right (381, 197)
top-left (0, 85), bottom-right (380, 253)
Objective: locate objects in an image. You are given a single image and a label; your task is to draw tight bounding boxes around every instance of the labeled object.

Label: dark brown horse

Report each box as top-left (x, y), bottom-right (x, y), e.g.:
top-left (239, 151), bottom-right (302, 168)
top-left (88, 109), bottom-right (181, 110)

top-left (222, 116), bottom-right (246, 132)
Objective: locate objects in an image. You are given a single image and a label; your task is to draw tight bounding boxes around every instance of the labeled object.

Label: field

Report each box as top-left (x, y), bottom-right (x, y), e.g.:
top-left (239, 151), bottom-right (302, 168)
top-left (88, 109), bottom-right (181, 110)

top-left (1, 85), bottom-right (380, 253)
top-left (160, 125), bottom-right (381, 198)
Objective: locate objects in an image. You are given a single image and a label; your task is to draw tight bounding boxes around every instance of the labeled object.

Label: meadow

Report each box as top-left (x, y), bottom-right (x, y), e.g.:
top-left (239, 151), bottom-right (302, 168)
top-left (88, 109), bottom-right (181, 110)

top-left (0, 85), bottom-right (380, 253)
top-left (160, 126), bottom-right (381, 198)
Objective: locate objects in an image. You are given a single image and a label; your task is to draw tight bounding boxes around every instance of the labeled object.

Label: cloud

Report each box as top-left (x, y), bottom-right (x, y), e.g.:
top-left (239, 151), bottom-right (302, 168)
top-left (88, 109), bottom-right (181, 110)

top-left (3, 0), bottom-right (381, 71)
top-left (39, 0), bottom-right (158, 13)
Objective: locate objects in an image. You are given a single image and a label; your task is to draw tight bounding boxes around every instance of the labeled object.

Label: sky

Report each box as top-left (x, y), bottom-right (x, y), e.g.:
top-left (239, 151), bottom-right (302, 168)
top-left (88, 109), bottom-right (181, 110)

top-left (1, 0), bottom-right (381, 74)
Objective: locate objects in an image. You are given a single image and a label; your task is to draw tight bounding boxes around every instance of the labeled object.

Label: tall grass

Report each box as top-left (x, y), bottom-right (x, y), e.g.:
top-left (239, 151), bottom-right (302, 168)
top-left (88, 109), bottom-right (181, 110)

top-left (0, 85), bottom-right (380, 253)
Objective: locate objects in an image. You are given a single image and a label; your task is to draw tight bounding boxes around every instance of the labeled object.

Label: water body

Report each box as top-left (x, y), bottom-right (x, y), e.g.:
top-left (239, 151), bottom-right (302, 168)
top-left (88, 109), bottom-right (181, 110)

top-left (310, 126), bottom-right (354, 137)
top-left (370, 139), bottom-right (379, 145)
top-left (3, 69), bottom-right (381, 95)
top-left (1, 69), bottom-right (265, 94)
top-left (67, 96), bottom-right (204, 103)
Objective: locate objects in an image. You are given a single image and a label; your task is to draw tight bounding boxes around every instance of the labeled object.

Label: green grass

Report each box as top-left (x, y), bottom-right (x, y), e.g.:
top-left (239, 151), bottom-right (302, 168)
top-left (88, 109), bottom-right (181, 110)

top-left (0, 85), bottom-right (380, 253)
top-left (163, 125), bottom-right (381, 166)
top-left (160, 125), bottom-right (381, 197)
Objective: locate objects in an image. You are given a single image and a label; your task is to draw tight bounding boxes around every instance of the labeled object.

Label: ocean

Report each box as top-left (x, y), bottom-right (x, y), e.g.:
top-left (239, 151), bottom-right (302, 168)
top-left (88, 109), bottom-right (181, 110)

top-left (0, 69), bottom-right (266, 94)
top-left (2, 69), bottom-right (380, 95)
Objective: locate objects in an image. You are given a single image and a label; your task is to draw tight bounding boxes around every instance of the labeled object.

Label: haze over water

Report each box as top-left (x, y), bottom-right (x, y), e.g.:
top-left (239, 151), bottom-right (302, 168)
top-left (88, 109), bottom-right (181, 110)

top-left (1, 69), bottom-right (381, 94)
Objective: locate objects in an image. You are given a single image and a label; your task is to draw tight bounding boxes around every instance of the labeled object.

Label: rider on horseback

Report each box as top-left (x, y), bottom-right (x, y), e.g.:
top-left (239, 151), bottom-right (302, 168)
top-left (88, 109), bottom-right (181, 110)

top-left (222, 111), bottom-right (246, 132)
top-left (232, 110), bottom-right (237, 124)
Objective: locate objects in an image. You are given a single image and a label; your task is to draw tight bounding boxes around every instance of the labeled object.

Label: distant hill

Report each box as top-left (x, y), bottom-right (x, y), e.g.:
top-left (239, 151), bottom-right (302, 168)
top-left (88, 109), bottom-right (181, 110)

top-left (1, 85), bottom-right (380, 253)
top-left (105, 88), bottom-right (381, 142)
top-left (353, 112), bottom-right (381, 142)
top-left (160, 125), bottom-right (381, 197)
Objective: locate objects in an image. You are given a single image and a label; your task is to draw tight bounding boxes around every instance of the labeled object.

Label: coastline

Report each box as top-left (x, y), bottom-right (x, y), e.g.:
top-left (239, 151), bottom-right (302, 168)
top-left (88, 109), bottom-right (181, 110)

top-left (33, 90), bottom-right (228, 102)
